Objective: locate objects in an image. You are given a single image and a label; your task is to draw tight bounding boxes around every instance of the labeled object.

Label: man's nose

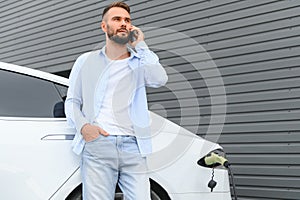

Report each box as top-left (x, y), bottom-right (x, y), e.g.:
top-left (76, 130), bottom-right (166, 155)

top-left (121, 19), bottom-right (127, 25)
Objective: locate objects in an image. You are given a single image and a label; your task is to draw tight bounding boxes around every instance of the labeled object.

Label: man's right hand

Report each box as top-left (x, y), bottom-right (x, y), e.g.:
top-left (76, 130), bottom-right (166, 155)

top-left (81, 123), bottom-right (109, 142)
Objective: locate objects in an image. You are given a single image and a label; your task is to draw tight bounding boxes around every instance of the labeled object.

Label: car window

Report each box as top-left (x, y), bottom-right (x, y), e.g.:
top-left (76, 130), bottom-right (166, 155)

top-left (55, 84), bottom-right (68, 99)
top-left (0, 69), bottom-right (64, 118)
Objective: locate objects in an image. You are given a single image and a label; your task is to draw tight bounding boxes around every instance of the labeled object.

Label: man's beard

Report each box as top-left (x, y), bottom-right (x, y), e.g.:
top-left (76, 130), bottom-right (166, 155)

top-left (107, 25), bottom-right (130, 45)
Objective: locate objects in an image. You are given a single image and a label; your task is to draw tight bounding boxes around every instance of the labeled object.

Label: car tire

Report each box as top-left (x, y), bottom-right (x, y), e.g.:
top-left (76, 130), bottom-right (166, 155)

top-left (67, 183), bottom-right (170, 200)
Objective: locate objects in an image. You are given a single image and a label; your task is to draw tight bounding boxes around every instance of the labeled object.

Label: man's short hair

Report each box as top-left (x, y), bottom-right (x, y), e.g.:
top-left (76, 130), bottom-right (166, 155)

top-left (102, 1), bottom-right (130, 19)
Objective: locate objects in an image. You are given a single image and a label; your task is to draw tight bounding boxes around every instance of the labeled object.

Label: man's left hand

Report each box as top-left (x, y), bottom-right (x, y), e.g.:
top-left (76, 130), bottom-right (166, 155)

top-left (128, 25), bottom-right (144, 47)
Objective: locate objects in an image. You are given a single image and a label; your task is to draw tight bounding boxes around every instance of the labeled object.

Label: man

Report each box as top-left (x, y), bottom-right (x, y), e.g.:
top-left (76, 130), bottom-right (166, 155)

top-left (65, 1), bottom-right (168, 199)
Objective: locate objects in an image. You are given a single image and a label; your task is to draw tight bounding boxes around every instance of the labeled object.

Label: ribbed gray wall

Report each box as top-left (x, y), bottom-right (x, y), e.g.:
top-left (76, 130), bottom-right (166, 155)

top-left (1, 0), bottom-right (300, 199)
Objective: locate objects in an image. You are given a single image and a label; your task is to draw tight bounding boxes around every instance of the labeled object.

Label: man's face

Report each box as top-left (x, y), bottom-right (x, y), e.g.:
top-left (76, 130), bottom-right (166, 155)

top-left (103, 7), bottom-right (132, 44)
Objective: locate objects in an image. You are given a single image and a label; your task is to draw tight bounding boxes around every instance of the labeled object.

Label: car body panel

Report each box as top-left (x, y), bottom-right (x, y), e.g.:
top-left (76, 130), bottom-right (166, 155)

top-left (0, 117), bottom-right (79, 199)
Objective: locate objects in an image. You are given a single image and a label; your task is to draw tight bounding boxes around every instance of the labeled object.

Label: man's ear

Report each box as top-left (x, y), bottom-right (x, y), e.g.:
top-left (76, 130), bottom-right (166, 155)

top-left (101, 21), bottom-right (107, 32)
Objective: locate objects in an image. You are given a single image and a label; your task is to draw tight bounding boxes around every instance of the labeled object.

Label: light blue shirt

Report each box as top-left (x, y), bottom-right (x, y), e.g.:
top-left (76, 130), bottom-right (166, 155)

top-left (65, 41), bottom-right (168, 156)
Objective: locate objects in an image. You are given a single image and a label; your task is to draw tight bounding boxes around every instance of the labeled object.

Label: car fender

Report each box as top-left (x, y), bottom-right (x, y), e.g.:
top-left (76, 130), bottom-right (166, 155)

top-left (49, 167), bottom-right (81, 200)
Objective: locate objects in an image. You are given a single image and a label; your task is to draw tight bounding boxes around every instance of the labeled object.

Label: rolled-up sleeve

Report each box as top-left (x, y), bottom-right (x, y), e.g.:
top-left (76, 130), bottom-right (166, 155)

top-left (135, 41), bottom-right (168, 88)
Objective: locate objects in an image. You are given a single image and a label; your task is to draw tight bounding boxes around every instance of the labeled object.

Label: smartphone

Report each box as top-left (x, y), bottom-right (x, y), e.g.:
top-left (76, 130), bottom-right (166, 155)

top-left (129, 30), bottom-right (138, 42)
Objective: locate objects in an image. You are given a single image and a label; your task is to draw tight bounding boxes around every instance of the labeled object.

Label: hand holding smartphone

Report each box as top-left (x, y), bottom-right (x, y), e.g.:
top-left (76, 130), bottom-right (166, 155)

top-left (128, 26), bottom-right (144, 47)
top-left (129, 30), bottom-right (138, 42)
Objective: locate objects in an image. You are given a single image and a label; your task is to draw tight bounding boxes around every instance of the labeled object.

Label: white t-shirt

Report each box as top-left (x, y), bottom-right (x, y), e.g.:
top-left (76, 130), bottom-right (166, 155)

top-left (95, 57), bottom-right (135, 135)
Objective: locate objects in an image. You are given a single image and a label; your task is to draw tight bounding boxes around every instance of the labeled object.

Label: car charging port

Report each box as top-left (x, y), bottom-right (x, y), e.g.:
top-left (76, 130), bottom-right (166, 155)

top-left (197, 149), bottom-right (228, 168)
top-left (197, 149), bottom-right (238, 200)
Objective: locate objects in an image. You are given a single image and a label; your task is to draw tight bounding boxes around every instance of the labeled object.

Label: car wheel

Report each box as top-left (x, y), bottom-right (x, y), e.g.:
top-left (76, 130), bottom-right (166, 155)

top-left (67, 184), bottom-right (169, 200)
top-left (115, 189), bottom-right (164, 200)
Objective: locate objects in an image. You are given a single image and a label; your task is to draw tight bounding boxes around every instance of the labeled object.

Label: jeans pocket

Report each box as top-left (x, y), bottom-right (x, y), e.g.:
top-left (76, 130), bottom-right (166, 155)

top-left (85, 134), bottom-right (102, 144)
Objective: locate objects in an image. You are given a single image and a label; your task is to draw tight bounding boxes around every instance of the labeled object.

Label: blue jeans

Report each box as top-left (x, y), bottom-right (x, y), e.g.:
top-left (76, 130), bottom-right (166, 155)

top-left (81, 135), bottom-right (151, 200)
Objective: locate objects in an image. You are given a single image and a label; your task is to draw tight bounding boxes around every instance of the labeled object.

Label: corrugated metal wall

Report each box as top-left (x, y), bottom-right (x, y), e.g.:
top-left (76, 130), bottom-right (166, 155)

top-left (1, 0), bottom-right (300, 199)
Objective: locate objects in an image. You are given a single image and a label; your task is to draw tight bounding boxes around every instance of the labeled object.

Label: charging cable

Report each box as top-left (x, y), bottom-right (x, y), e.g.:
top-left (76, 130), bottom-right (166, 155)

top-left (198, 152), bottom-right (238, 200)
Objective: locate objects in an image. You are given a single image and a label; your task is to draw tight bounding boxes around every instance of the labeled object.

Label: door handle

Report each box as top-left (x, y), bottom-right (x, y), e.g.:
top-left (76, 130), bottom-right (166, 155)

top-left (41, 134), bottom-right (75, 140)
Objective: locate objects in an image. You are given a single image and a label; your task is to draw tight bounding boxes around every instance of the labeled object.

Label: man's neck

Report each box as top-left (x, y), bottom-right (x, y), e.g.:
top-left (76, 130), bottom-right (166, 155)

top-left (105, 40), bottom-right (130, 60)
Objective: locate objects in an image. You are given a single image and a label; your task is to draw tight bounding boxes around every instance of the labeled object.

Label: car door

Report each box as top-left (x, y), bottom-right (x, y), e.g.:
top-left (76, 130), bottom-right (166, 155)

top-left (0, 69), bottom-right (79, 199)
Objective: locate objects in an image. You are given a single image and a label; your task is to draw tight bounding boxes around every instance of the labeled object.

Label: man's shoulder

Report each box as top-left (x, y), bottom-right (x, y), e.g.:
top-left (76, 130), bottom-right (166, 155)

top-left (77, 50), bottom-right (101, 60)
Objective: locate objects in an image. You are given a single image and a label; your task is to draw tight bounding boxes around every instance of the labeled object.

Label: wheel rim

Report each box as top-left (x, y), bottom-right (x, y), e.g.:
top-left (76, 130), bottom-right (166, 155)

top-left (114, 190), bottom-right (161, 200)
top-left (150, 190), bottom-right (162, 200)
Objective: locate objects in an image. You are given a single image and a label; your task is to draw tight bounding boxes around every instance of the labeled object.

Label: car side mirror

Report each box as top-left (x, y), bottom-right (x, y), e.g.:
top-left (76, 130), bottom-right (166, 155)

top-left (53, 101), bottom-right (66, 118)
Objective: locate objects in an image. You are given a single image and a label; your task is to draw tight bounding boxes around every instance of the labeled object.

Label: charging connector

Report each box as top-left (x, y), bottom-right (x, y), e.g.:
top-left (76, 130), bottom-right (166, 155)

top-left (197, 149), bottom-right (229, 168)
top-left (204, 152), bottom-right (230, 168)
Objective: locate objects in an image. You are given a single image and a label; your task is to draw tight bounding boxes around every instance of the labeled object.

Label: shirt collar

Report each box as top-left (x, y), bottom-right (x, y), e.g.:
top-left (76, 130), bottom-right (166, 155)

top-left (99, 45), bottom-right (140, 59)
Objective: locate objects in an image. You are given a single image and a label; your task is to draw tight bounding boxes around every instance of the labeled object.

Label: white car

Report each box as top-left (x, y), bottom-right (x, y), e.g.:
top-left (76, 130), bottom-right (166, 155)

top-left (0, 61), bottom-right (231, 200)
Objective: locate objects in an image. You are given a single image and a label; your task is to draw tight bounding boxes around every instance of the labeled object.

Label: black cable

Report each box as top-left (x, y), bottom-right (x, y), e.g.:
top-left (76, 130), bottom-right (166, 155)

top-left (228, 166), bottom-right (238, 200)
